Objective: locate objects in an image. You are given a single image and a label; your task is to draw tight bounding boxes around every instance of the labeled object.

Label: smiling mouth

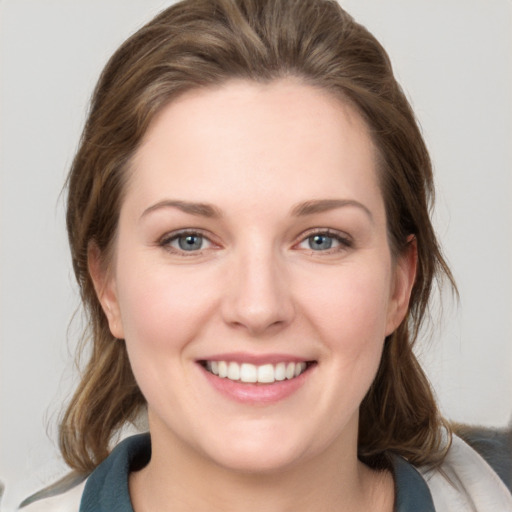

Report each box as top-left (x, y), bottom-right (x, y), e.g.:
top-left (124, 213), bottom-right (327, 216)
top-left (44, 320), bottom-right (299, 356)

top-left (200, 360), bottom-right (315, 384)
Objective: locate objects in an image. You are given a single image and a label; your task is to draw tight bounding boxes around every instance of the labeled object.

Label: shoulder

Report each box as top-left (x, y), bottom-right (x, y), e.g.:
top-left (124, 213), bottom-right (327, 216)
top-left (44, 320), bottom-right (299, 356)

top-left (17, 433), bottom-right (150, 512)
top-left (18, 476), bottom-right (87, 512)
top-left (419, 433), bottom-right (512, 511)
top-left (19, 434), bottom-right (151, 512)
top-left (455, 424), bottom-right (512, 491)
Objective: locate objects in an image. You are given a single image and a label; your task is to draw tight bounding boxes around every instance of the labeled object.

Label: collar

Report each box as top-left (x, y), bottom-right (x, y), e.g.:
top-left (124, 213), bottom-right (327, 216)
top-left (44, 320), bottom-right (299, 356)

top-left (80, 433), bottom-right (435, 512)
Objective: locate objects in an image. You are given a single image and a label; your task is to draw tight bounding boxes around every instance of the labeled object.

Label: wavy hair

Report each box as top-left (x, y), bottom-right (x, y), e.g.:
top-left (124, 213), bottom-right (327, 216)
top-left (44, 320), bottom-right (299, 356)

top-left (61, 0), bottom-right (455, 472)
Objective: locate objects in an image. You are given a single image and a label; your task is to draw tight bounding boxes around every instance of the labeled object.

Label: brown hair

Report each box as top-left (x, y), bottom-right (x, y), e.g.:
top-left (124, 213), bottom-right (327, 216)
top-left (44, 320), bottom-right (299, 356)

top-left (62, 0), bottom-right (455, 473)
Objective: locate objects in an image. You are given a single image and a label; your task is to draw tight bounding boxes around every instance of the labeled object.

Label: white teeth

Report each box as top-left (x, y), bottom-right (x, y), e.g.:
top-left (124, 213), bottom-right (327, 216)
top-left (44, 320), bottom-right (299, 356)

top-left (227, 362), bottom-right (240, 380)
top-left (218, 361), bottom-right (228, 378)
top-left (257, 364), bottom-right (275, 383)
top-left (294, 362), bottom-right (306, 377)
top-left (204, 360), bottom-right (309, 383)
top-left (275, 362), bottom-right (286, 381)
top-left (240, 363), bottom-right (258, 383)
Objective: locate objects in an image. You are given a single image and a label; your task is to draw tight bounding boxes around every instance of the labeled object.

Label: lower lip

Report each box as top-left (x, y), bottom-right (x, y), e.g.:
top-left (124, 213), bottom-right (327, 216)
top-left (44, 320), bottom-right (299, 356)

top-left (199, 364), bottom-right (314, 404)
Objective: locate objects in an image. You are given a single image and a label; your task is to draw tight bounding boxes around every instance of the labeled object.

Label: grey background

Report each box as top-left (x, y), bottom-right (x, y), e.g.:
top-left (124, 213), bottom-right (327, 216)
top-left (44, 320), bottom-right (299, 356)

top-left (1, 1), bottom-right (511, 510)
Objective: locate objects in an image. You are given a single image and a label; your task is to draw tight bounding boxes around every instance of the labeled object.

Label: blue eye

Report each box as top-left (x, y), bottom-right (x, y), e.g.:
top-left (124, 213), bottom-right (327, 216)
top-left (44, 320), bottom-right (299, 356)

top-left (177, 234), bottom-right (204, 251)
top-left (297, 230), bottom-right (351, 252)
top-left (308, 234), bottom-right (335, 251)
top-left (161, 231), bottom-right (212, 253)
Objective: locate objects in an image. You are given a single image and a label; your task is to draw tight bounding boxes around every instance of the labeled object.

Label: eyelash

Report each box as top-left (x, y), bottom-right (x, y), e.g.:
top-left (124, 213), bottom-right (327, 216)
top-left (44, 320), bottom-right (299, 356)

top-left (157, 228), bottom-right (353, 255)
top-left (158, 229), bottom-right (214, 255)
top-left (295, 228), bottom-right (353, 254)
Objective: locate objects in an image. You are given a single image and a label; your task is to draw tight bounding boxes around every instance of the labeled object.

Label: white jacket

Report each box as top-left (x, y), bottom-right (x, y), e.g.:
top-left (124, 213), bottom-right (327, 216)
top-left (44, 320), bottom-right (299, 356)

top-left (19, 435), bottom-right (512, 512)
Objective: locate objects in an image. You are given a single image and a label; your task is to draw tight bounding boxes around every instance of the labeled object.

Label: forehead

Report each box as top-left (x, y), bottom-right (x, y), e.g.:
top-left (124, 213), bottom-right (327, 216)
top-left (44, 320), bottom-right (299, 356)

top-left (127, 78), bottom-right (382, 217)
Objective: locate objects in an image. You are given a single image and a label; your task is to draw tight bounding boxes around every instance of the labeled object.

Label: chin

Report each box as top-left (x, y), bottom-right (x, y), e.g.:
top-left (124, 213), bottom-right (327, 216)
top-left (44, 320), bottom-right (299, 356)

top-left (197, 425), bottom-right (315, 475)
top-left (210, 444), bottom-right (306, 475)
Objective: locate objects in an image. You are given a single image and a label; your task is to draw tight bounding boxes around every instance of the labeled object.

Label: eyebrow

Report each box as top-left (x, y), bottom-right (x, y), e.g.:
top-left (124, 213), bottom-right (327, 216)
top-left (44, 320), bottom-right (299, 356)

top-left (291, 199), bottom-right (373, 221)
top-left (141, 198), bottom-right (372, 221)
top-left (141, 200), bottom-right (222, 219)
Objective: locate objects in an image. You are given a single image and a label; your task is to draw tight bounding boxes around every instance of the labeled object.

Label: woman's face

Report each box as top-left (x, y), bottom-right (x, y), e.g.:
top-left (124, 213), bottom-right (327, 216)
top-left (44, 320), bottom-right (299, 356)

top-left (94, 79), bottom-right (415, 473)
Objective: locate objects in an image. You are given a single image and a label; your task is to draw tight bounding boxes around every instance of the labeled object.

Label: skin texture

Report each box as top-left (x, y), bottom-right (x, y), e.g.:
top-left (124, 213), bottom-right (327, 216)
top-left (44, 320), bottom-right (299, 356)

top-left (90, 79), bottom-right (416, 511)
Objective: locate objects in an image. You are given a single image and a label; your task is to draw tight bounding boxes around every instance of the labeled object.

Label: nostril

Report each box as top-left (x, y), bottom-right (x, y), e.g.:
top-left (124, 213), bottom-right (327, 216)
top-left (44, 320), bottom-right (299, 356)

top-left (220, 257), bottom-right (295, 334)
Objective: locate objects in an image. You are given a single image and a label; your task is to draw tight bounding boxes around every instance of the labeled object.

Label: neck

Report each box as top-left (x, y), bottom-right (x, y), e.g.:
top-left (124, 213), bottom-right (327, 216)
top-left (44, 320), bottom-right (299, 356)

top-left (129, 425), bottom-right (394, 512)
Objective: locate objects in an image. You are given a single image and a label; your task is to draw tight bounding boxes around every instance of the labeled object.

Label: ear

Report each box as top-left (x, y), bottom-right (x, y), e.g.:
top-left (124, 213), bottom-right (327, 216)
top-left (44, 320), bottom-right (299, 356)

top-left (88, 242), bottom-right (125, 339)
top-left (385, 236), bottom-right (418, 336)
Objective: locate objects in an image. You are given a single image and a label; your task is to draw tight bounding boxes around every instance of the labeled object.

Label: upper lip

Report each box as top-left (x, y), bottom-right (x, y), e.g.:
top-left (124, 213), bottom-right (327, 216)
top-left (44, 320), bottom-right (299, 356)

top-left (197, 352), bottom-right (314, 365)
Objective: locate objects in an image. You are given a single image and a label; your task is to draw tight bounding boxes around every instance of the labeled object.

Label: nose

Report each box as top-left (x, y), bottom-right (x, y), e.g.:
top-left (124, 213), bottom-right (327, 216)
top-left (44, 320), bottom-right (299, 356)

top-left (221, 247), bottom-right (295, 336)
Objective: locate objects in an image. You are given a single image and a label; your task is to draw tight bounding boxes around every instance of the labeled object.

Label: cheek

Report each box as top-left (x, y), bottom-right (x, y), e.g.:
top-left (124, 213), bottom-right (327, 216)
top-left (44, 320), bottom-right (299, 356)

top-left (114, 263), bottom-right (221, 414)
top-left (115, 261), bottom-right (218, 356)
top-left (298, 262), bottom-right (393, 351)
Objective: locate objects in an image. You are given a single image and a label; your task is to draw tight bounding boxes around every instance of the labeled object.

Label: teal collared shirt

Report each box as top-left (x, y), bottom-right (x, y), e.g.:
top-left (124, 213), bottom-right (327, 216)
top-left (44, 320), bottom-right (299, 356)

top-left (79, 434), bottom-right (436, 512)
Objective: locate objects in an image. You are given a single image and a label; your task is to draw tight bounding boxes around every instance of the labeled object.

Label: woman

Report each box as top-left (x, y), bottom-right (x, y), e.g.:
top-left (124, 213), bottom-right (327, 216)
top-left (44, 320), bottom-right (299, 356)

top-left (20, 0), bottom-right (512, 510)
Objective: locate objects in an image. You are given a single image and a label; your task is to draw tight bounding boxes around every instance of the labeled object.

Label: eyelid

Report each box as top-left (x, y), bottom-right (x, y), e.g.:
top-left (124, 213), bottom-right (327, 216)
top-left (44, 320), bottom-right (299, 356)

top-left (294, 228), bottom-right (353, 251)
top-left (156, 227), bottom-right (353, 254)
top-left (158, 228), bottom-right (219, 254)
